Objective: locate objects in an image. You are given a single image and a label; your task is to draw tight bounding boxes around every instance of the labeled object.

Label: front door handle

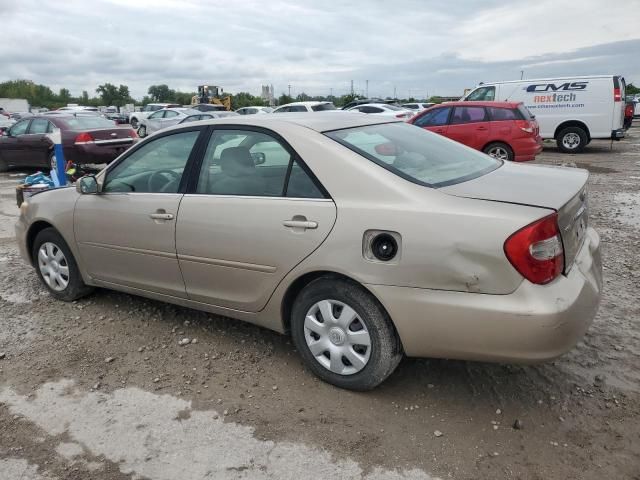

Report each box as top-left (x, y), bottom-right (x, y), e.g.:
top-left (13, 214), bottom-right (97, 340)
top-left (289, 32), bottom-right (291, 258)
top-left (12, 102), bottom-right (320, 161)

top-left (283, 219), bottom-right (318, 230)
top-left (150, 212), bottom-right (174, 220)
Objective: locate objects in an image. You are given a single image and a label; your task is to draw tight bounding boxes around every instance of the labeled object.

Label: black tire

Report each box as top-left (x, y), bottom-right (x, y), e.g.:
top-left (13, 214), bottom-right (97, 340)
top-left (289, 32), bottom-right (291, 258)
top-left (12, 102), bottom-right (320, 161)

top-left (130, 117), bottom-right (138, 129)
top-left (32, 228), bottom-right (93, 301)
top-left (291, 277), bottom-right (403, 390)
top-left (138, 125), bottom-right (147, 138)
top-left (483, 142), bottom-right (514, 161)
top-left (556, 126), bottom-right (587, 153)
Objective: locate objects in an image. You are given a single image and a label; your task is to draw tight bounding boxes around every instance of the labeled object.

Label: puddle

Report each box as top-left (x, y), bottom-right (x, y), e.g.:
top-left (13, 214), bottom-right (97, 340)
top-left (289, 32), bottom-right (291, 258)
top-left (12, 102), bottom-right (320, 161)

top-left (613, 192), bottom-right (640, 227)
top-left (0, 380), bottom-right (437, 480)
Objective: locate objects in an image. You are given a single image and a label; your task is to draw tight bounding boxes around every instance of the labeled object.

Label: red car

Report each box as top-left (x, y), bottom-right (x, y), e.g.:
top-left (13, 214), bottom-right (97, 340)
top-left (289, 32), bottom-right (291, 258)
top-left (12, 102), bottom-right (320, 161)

top-left (0, 114), bottom-right (137, 172)
top-left (408, 101), bottom-right (542, 162)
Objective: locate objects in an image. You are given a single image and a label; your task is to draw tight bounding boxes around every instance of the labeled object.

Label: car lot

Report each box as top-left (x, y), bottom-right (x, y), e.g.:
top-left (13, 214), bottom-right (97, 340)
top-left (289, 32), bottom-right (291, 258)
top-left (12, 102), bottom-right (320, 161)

top-left (0, 129), bottom-right (639, 478)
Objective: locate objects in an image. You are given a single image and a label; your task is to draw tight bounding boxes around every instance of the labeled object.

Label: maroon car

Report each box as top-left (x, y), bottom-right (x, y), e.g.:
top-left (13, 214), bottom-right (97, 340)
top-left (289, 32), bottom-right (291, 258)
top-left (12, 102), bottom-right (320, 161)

top-left (0, 114), bottom-right (137, 172)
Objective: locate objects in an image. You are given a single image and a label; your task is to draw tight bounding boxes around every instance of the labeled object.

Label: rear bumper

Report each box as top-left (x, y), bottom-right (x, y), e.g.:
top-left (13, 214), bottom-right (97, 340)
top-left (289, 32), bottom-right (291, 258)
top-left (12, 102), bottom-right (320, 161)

top-left (366, 227), bottom-right (602, 362)
top-left (513, 137), bottom-right (543, 162)
top-left (611, 129), bottom-right (625, 140)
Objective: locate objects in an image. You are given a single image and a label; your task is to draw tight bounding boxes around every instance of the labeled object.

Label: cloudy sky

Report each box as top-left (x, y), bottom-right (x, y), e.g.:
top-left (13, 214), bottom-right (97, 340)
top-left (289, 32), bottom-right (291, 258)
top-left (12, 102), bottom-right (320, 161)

top-left (1, 0), bottom-right (639, 100)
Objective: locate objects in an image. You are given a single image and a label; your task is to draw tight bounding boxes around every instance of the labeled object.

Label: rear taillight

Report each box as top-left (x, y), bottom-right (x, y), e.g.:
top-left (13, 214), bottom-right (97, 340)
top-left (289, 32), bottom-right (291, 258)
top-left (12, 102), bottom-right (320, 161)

top-left (504, 213), bottom-right (564, 285)
top-left (74, 132), bottom-right (94, 144)
top-left (515, 119), bottom-right (534, 134)
top-left (614, 87), bottom-right (621, 102)
top-left (129, 129), bottom-right (138, 138)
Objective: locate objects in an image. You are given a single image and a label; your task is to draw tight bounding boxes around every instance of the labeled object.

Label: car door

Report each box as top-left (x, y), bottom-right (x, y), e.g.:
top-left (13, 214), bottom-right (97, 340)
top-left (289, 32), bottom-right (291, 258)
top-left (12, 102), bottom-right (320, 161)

top-left (0, 119), bottom-right (32, 167)
top-left (176, 127), bottom-right (337, 312)
top-left (24, 118), bottom-right (54, 167)
top-left (145, 110), bottom-right (165, 133)
top-left (74, 128), bottom-right (204, 297)
top-left (446, 106), bottom-right (490, 149)
top-left (412, 106), bottom-right (451, 135)
top-left (161, 110), bottom-right (181, 129)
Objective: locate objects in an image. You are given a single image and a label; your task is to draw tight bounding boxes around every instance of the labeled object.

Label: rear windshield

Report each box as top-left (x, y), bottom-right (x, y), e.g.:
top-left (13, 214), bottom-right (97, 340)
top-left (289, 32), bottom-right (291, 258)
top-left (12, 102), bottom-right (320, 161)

top-left (517, 104), bottom-right (533, 120)
top-left (325, 122), bottom-right (500, 187)
top-left (61, 117), bottom-right (116, 129)
top-left (311, 103), bottom-right (337, 111)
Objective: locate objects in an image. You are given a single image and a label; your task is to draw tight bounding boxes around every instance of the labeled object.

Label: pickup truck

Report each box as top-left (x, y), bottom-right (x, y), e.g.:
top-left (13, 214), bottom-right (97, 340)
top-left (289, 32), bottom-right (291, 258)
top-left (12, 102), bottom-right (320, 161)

top-left (129, 103), bottom-right (180, 128)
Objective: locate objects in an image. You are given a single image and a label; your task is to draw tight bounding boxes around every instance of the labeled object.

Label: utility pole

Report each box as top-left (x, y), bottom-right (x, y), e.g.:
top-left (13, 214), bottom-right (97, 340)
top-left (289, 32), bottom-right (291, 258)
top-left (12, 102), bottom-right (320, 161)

top-left (520, 70), bottom-right (524, 80)
top-left (350, 80), bottom-right (354, 96)
top-left (330, 88), bottom-right (333, 98)
top-left (393, 85), bottom-right (397, 100)
top-left (366, 80), bottom-right (369, 98)
top-left (288, 84), bottom-right (292, 97)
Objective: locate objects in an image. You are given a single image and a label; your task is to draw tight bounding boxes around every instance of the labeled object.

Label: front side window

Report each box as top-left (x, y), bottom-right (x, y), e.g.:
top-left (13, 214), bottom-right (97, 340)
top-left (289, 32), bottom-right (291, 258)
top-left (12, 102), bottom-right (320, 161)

top-left (466, 86), bottom-right (495, 101)
top-left (148, 111), bottom-right (164, 119)
top-left (9, 120), bottom-right (30, 136)
top-left (311, 103), bottom-right (336, 111)
top-left (326, 122), bottom-right (500, 188)
top-left (164, 110), bottom-right (179, 118)
top-left (288, 106), bottom-right (308, 112)
top-left (103, 130), bottom-right (200, 193)
top-left (196, 129), bottom-right (324, 198)
top-left (413, 107), bottom-right (451, 127)
top-left (450, 106), bottom-right (487, 124)
top-left (274, 107), bottom-right (289, 113)
top-left (28, 118), bottom-right (53, 134)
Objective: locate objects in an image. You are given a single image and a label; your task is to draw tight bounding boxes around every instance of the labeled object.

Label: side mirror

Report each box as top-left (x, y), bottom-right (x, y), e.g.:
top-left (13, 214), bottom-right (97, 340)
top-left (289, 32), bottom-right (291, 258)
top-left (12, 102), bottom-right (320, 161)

top-left (76, 175), bottom-right (99, 194)
top-left (251, 152), bottom-right (266, 165)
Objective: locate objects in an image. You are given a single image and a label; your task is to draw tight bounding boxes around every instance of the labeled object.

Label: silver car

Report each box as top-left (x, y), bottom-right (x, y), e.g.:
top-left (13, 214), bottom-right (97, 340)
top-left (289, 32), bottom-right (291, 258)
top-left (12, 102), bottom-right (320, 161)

top-left (16, 113), bottom-right (602, 390)
top-left (138, 108), bottom-right (200, 137)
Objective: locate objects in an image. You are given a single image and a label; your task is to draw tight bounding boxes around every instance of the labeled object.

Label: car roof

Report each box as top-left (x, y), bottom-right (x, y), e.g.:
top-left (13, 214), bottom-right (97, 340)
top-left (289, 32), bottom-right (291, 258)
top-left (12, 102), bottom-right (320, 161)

top-left (278, 101), bottom-right (333, 107)
top-left (164, 112), bottom-right (401, 133)
top-left (350, 103), bottom-right (391, 108)
top-left (432, 101), bottom-right (521, 108)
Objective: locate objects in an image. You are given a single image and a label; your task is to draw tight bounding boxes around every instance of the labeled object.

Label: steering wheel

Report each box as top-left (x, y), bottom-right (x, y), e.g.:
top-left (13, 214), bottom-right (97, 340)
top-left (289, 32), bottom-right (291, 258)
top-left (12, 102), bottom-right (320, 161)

top-left (147, 169), bottom-right (180, 192)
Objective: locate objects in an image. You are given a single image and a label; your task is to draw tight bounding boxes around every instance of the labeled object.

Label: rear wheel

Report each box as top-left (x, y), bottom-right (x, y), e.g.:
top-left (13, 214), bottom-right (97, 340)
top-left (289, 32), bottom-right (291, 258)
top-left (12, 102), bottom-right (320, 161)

top-left (483, 142), bottom-right (514, 161)
top-left (138, 125), bottom-right (147, 138)
top-left (291, 277), bottom-right (403, 390)
top-left (32, 228), bottom-right (93, 301)
top-left (130, 117), bottom-right (139, 129)
top-left (556, 127), bottom-right (587, 153)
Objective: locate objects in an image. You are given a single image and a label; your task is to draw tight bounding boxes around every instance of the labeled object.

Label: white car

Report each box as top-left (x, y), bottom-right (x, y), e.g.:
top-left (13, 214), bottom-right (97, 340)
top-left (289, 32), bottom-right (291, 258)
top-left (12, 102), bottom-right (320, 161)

top-left (273, 101), bottom-right (337, 113)
top-left (346, 103), bottom-right (415, 120)
top-left (463, 75), bottom-right (627, 153)
top-left (129, 103), bottom-right (181, 129)
top-left (138, 108), bottom-right (200, 137)
top-left (236, 106), bottom-right (273, 115)
top-left (402, 102), bottom-right (435, 111)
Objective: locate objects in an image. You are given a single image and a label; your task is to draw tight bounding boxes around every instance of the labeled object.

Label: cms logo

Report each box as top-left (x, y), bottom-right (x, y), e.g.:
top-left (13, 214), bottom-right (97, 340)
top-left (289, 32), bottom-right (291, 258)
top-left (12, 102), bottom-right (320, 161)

top-left (526, 82), bottom-right (588, 93)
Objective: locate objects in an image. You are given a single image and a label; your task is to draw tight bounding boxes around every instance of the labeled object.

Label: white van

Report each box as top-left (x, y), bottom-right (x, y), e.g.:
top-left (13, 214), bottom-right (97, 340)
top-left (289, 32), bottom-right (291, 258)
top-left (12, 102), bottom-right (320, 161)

top-left (462, 75), bottom-right (626, 153)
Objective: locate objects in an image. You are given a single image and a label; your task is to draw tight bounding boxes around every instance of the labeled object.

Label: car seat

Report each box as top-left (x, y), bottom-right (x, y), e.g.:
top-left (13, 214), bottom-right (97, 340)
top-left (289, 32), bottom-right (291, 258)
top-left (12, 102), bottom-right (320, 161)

top-left (209, 146), bottom-right (266, 195)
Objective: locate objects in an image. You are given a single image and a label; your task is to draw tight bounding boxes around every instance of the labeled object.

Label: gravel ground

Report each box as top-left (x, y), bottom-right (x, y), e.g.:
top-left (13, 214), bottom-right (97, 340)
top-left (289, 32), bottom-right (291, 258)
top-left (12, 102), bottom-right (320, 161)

top-left (0, 128), bottom-right (639, 480)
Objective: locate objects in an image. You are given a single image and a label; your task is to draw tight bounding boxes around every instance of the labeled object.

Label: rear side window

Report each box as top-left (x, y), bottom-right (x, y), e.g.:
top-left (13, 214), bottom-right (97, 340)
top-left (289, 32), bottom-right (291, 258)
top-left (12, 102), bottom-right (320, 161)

top-left (29, 118), bottom-right (53, 134)
top-left (466, 86), bottom-right (495, 101)
top-left (487, 107), bottom-right (520, 121)
top-left (451, 106), bottom-right (487, 124)
top-left (311, 103), bottom-right (337, 111)
top-left (326, 122), bottom-right (500, 187)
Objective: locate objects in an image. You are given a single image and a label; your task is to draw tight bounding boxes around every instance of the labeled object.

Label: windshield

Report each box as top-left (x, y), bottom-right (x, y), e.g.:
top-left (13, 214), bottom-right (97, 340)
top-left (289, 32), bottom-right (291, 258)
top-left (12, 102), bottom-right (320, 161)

top-left (311, 103), bottom-right (337, 111)
top-left (325, 122), bottom-right (500, 187)
top-left (61, 117), bottom-right (116, 129)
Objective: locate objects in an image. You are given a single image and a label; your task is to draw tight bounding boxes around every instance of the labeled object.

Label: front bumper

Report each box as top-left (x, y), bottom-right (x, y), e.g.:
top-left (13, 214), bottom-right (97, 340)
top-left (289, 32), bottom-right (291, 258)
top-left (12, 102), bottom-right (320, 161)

top-left (366, 227), bottom-right (602, 362)
top-left (15, 213), bottom-right (30, 264)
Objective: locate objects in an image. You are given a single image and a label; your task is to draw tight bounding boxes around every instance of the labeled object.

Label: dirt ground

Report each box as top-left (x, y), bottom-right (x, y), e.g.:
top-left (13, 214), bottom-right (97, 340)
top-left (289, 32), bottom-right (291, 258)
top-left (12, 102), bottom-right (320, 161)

top-left (0, 128), bottom-right (639, 480)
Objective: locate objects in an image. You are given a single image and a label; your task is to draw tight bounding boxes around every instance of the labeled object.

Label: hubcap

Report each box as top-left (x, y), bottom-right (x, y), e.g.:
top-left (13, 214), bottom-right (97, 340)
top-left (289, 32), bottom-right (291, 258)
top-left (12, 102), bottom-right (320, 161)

top-left (488, 146), bottom-right (509, 160)
top-left (38, 242), bottom-right (69, 291)
top-left (562, 132), bottom-right (581, 149)
top-left (303, 299), bottom-right (372, 375)
top-left (138, 126), bottom-right (146, 137)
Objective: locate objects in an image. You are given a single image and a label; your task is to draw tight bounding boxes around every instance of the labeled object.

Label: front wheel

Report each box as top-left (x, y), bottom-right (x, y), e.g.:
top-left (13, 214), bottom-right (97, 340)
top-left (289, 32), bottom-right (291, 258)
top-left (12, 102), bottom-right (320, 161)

top-left (483, 142), bottom-right (514, 161)
top-left (138, 125), bottom-right (147, 138)
top-left (556, 127), bottom-right (587, 153)
top-left (32, 228), bottom-right (93, 301)
top-left (291, 277), bottom-right (403, 390)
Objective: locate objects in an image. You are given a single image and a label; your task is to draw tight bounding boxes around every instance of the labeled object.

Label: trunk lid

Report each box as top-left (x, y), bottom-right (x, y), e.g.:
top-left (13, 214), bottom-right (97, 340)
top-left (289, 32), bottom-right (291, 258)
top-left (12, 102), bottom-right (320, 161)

top-left (441, 162), bottom-right (589, 272)
top-left (72, 127), bottom-right (135, 146)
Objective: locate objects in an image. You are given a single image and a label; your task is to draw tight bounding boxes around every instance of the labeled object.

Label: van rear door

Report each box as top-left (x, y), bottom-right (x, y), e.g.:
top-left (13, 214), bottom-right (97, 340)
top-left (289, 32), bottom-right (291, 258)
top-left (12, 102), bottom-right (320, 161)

top-left (613, 76), bottom-right (625, 130)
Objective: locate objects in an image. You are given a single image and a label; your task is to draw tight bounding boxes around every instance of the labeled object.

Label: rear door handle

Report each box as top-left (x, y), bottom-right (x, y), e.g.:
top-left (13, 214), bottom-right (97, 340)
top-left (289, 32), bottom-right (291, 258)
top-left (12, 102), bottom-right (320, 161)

top-left (150, 212), bottom-right (174, 220)
top-left (477, 126), bottom-right (488, 131)
top-left (283, 219), bottom-right (318, 229)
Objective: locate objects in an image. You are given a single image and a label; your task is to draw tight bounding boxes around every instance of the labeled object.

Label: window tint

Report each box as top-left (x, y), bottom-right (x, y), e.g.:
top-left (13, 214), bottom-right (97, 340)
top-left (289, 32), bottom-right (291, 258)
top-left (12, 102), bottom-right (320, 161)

top-left (487, 107), bottom-right (519, 121)
top-left (311, 103), bottom-right (336, 111)
top-left (103, 130), bottom-right (199, 193)
top-left (451, 106), bottom-right (487, 124)
top-left (288, 106), bottom-right (308, 112)
top-left (29, 119), bottom-right (52, 134)
top-left (326, 122), bottom-right (500, 188)
top-left (10, 120), bottom-right (30, 136)
top-left (274, 107), bottom-right (289, 113)
top-left (196, 129), bottom-right (323, 198)
top-left (466, 86), bottom-right (495, 101)
top-left (413, 107), bottom-right (450, 127)
top-left (164, 110), bottom-right (179, 118)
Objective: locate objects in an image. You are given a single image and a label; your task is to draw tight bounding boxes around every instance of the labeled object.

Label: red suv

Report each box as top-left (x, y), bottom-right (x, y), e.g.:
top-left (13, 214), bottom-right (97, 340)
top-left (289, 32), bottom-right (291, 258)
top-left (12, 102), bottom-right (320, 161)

top-left (408, 101), bottom-right (542, 162)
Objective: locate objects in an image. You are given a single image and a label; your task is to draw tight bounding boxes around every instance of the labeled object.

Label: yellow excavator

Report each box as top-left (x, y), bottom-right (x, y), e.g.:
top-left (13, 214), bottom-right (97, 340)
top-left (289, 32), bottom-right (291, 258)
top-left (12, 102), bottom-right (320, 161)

top-left (191, 85), bottom-right (232, 111)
